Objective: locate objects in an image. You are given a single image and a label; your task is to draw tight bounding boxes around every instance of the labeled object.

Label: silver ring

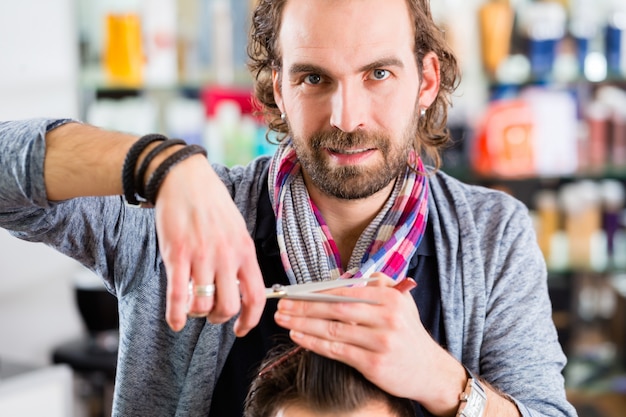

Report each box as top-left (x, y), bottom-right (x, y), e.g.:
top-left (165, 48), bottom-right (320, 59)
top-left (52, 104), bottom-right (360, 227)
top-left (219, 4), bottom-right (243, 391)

top-left (191, 283), bottom-right (215, 297)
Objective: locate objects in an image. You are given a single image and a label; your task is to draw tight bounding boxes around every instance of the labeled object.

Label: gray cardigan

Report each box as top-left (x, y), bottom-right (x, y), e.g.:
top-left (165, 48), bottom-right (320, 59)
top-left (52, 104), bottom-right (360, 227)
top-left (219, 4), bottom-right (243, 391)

top-left (0, 119), bottom-right (577, 417)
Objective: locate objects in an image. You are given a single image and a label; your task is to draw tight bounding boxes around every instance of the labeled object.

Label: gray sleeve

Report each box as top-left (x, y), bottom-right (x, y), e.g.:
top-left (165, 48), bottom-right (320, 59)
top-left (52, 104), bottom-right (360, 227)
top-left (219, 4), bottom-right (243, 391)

top-left (0, 118), bottom-right (159, 296)
top-left (431, 171), bottom-right (577, 417)
top-left (478, 198), bottom-right (577, 417)
top-left (0, 119), bottom-right (56, 208)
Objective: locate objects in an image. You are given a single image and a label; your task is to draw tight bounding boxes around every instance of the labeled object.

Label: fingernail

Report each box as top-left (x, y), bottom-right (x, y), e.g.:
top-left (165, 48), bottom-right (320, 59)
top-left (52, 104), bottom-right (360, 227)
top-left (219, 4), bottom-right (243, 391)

top-left (290, 330), bottom-right (303, 340)
top-left (170, 322), bottom-right (184, 332)
top-left (394, 278), bottom-right (417, 293)
top-left (275, 312), bottom-right (290, 323)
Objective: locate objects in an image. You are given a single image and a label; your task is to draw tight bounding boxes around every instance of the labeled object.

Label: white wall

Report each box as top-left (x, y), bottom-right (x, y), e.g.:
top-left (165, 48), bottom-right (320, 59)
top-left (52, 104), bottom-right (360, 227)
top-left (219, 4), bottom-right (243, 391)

top-left (0, 0), bottom-right (79, 119)
top-left (0, 230), bottom-right (85, 366)
top-left (0, 0), bottom-right (85, 366)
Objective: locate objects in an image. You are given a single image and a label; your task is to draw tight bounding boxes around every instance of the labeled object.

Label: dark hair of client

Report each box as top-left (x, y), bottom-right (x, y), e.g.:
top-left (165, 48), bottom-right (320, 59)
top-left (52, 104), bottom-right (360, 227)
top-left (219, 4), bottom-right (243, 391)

top-left (244, 345), bottom-right (415, 417)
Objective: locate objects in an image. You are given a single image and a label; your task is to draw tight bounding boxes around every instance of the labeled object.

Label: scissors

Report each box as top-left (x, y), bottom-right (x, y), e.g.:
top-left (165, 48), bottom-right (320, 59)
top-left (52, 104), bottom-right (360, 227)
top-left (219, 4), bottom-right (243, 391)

top-left (265, 277), bottom-right (380, 304)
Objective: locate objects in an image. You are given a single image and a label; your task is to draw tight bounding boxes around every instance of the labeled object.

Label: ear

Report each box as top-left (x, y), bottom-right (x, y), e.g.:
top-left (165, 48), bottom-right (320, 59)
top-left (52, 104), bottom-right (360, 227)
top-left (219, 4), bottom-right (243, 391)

top-left (272, 68), bottom-right (285, 114)
top-left (418, 52), bottom-right (440, 109)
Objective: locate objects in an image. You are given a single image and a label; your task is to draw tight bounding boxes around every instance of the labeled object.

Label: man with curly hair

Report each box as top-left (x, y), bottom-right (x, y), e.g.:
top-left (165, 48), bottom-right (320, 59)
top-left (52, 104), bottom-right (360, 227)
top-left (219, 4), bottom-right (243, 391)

top-left (0, 0), bottom-right (577, 416)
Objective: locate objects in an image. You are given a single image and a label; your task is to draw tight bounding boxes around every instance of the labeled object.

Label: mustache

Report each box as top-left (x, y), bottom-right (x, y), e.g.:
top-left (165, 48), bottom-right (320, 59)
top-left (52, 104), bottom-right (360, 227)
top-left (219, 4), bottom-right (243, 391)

top-left (308, 129), bottom-right (389, 153)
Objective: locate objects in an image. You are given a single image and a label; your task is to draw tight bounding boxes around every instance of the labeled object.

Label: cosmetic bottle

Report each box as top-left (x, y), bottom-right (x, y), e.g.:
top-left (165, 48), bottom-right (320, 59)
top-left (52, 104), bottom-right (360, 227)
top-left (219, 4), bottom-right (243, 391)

top-left (560, 181), bottom-right (605, 271)
top-left (142, 0), bottom-right (178, 87)
top-left (569, 0), bottom-right (600, 75)
top-left (599, 179), bottom-right (625, 270)
top-left (103, 10), bottom-right (143, 86)
top-left (606, 5), bottom-right (626, 77)
top-left (478, 0), bottom-right (514, 77)
top-left (535, 189), bottom-right (561, 265)
top-left (518, 1), bottom-right (567, 81)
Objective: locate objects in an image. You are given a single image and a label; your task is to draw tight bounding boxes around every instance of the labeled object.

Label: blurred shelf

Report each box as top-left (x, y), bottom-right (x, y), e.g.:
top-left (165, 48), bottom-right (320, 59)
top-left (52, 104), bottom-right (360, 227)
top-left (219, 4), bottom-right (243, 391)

top-left (444, 165), bottom-right (626, 185)
top-left (567, 389), bottom-right (626, 417)
top-left (79, 64), bottom-right (254, 93)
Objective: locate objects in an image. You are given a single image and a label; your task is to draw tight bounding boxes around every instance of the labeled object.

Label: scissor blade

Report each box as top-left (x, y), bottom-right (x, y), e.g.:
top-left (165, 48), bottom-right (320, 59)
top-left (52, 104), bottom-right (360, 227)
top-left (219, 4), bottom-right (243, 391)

top-left (281, 292), bottom-right (380, 304)
top-left (285, 276), bottom-right (379, 294)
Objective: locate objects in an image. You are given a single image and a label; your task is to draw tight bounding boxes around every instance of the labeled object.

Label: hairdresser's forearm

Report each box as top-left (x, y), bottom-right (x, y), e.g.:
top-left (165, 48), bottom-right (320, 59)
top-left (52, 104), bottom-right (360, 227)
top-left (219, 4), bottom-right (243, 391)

top-left (44, 122), bottom-right (138, 200)
top-left (44, 122), bottom-right (187, 202)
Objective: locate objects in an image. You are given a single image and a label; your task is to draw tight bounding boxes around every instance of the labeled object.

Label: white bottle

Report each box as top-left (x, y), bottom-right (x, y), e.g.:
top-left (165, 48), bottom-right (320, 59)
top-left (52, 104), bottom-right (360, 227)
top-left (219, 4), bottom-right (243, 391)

top-left (213, 0), bottom-right (234, 85)
top-left (142, 0), bottom-right (178, 87)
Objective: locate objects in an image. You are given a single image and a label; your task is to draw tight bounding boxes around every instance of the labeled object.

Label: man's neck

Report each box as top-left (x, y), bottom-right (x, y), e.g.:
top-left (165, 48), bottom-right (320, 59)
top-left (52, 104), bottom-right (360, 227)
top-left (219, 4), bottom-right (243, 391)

top-left (304, 176), bottom-right (395, 270)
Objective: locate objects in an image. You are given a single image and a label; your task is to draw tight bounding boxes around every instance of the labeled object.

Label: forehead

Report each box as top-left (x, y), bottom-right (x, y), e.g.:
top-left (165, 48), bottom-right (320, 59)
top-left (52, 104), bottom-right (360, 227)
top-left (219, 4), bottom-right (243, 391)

top-left (278, 0), bottom-right (415, 68)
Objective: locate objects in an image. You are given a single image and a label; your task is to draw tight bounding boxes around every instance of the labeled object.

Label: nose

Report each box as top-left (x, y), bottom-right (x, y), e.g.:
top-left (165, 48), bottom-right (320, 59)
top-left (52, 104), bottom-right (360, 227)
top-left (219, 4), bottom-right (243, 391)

top-left (329, 81), bottom-right (367, 132)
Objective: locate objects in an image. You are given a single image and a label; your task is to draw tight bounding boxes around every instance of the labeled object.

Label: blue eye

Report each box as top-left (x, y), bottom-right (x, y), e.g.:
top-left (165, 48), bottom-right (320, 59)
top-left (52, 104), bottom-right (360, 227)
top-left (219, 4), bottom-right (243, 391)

top-left (304, 74), bottom-right (322, 85)
top-left (371, 69), bottom-right (390, 80)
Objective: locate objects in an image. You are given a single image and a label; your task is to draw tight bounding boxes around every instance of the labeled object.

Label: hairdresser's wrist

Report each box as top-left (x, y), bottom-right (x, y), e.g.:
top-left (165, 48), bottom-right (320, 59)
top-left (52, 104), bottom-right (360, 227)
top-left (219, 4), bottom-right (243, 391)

top-left (418, 351), bottom-right (468, 416)
top-left (136, 142), bottom-right (186, 192)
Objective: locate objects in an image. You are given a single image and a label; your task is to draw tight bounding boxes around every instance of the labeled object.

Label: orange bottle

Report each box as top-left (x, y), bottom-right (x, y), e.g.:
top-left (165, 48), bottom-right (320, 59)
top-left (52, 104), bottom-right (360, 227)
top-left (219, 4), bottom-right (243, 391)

top-left (478, 0), bottom-right (514, 76)
top-left (103, 13), bottom-right (144, 87)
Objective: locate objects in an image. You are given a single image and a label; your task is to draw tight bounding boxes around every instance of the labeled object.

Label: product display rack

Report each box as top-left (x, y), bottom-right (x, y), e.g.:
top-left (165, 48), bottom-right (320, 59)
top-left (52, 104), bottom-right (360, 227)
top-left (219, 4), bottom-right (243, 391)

top-left (75, 0), bottom-right (626, 414)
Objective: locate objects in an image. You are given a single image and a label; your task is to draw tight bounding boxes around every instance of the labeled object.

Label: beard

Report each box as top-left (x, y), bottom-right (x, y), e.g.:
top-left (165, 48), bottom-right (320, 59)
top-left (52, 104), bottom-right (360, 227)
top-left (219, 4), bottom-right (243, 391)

top-left (291, 115), bottom-right (419, 200)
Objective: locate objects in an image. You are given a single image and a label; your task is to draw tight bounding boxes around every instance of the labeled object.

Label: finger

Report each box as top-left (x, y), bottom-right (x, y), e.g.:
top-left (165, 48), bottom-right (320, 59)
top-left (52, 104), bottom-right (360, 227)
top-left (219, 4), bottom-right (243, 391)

top-left (289, 328), bottom-right (352, 359)
top-left (277, 286), bottom-right (390, 319)
top-left (206, 270), bottom-right (241, 325)
top-left (186, 244), bottom-right (218, 317)
top-left (287, 326), bottom-right (412, 400)
top-left (275, 298), bottom-right (362, 327)
top-left (164, 257), bottom-right (192, 332)
top-left (276, 285), bottom-right (414, 333)
top-left (286, 325), bottom-right (386, 374)
top-left (187, 277), bottom-right (216, 318)
top-left (233, 249), bottom-right (266, 337)
top-left (187, 280), bottom-right (216, 318)
top-left (365, 273), bottom-right (416, 292)
top-left (394, 277), bottom-right (417, 293)
top-left (201, 240), bottom-right (241, 324)
top-left (275, 303), bottom-right (391, 350)
top-left (368, 272), bottom-right (396, 287)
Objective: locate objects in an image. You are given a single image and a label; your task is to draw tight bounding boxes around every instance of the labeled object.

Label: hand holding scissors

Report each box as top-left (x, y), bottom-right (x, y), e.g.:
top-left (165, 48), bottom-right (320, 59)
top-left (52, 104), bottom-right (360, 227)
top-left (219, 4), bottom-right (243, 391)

top-left (272, 273), bottom-right (466, 412)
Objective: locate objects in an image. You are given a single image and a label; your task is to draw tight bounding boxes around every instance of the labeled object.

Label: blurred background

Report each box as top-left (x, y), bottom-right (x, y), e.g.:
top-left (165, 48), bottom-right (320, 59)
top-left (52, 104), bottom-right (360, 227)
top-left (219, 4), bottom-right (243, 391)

top-left (0, 0), bottom-right (625, 416)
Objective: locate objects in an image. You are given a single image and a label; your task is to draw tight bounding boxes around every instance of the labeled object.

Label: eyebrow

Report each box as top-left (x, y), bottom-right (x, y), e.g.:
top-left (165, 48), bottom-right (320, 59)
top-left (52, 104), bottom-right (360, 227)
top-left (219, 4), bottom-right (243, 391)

top-left (358, 57), bottom-right (404, 73)
top-left (288, 63), bottom-right (329, 77)
top-left (287, 57), bottom-right (404, 77)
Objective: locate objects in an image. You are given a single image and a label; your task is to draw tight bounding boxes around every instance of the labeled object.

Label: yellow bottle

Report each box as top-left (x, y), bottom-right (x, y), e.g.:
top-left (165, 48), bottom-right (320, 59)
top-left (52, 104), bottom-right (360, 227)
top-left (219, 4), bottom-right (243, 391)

top-left (103, 13), bottom-right (144, 87)
top-left (478, 0), bottom-right (514, 76)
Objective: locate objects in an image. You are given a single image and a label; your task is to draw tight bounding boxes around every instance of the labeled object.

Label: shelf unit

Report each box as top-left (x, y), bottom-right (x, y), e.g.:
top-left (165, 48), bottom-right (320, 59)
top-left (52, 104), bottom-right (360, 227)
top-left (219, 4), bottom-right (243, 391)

top-left (75, 0), bottom-right (626, 413)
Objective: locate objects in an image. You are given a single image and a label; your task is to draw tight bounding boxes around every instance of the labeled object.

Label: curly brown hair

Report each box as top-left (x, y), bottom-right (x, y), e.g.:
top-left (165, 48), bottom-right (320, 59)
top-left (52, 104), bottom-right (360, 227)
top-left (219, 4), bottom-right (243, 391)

top-left (247, 0), bottom-right (461, 169)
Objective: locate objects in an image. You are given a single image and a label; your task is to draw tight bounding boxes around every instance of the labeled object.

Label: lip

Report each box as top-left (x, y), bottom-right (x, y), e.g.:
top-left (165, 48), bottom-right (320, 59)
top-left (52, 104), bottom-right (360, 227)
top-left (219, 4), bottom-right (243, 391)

top-left (325, 147), bottom-right (377, 165)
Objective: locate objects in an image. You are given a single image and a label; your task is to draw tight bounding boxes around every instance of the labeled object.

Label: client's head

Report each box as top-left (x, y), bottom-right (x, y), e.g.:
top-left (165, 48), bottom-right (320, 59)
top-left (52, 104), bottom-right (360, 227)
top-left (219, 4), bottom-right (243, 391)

top-left (244, 345), bottom-right (415, 417)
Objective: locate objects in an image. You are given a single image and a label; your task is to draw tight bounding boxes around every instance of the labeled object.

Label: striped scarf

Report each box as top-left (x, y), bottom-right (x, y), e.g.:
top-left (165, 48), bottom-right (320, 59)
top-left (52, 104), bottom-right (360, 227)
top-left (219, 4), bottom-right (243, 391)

top-left (268, 140), bottom-right (429, 284)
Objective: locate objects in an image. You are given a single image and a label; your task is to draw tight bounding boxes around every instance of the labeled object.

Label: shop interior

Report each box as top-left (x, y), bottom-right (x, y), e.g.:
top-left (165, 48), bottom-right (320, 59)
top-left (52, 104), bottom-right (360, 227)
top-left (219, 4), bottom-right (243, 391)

top-left (0, 0), bottom-right (625, 416)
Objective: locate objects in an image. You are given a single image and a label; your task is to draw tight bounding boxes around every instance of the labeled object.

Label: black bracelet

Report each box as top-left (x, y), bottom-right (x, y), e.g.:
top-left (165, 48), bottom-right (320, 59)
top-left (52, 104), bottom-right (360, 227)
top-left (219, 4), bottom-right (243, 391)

top-left (134, 138), bottom-right (187, 198)
top-left (144, 145), bottom-right (208, 206)
top-left (122, 134), bottom-right (167, 205)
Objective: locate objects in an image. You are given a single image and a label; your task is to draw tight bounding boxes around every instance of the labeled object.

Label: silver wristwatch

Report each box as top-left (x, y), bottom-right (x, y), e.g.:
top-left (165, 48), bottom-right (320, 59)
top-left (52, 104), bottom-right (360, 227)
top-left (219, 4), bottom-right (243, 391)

top-left (456, 371), bottom-right (487, 417)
